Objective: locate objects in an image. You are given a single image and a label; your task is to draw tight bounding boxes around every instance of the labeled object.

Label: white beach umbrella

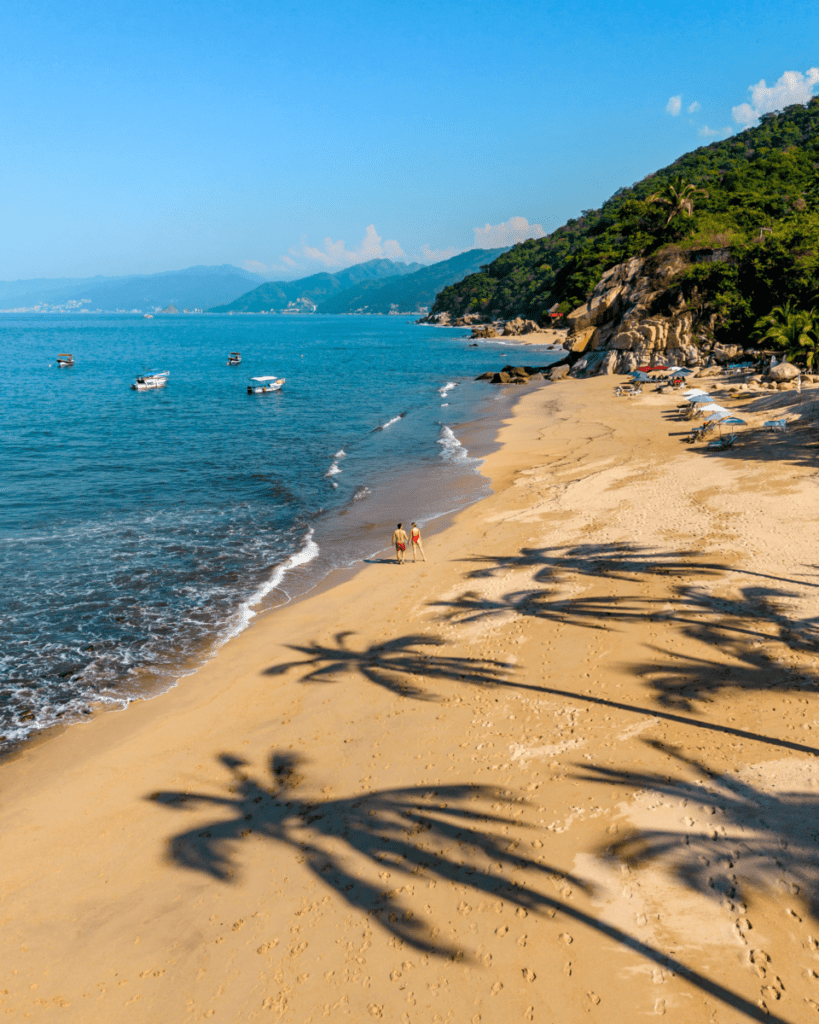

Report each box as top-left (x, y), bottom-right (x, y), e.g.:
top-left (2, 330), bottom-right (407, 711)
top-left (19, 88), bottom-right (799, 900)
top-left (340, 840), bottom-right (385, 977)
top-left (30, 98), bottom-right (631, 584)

top-left (700, 404), bottom-right (730, 416)
top-left (683, 388), bottom-right (709, 397)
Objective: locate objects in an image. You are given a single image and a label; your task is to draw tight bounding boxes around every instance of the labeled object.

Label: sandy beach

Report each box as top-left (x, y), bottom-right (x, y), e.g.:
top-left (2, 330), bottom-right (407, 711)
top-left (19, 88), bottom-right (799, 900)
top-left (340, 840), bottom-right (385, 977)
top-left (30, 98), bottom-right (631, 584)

top-left (4, 372), bottom-right (819, 1024)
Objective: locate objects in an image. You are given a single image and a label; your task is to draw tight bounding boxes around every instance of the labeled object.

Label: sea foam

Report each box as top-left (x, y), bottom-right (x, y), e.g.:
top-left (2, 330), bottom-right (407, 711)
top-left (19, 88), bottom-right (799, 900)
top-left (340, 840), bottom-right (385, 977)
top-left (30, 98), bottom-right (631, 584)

top-left (437, 424), bottom-right (467, 460)
top-left (231, 528), bottom-right (319, 636)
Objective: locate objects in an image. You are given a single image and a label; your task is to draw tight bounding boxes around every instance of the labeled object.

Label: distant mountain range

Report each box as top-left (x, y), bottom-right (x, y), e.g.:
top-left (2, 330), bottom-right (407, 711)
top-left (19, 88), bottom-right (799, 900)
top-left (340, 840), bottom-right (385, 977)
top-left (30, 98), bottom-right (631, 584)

top-left (209, 249), bottom-right (509, 315)
top-left (0, 265), bottom-right (268, 313)
top-left (314, 249), bottom-right (510, 314)
top-left (0, 248), bottom-right (512, 317)
top-left (209, 259), bottom-right (423, 313)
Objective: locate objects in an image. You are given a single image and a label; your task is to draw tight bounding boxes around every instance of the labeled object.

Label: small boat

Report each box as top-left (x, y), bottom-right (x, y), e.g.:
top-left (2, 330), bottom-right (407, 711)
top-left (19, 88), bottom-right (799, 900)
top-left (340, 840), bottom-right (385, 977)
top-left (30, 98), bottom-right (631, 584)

top-left (143, 314), bottom-right (153, 319)
top-left (247, 375), bottom-right (284, 394)
top-left (56, 353), bottom-right (74, 367)
top-left (227, 352), bottom-right (242, 365)
top-left (132, 371), bottom-right (169, 391)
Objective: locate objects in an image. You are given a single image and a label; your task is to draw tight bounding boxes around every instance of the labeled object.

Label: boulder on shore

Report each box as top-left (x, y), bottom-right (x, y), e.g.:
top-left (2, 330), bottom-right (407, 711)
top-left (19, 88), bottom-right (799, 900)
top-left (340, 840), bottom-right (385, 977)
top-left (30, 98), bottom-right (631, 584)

top-left (769, 361), bottom-right (801, 381)
top-left (471, 326), bottom-right (499, 338)
top-left (502, 317), bottom-right (540, 337)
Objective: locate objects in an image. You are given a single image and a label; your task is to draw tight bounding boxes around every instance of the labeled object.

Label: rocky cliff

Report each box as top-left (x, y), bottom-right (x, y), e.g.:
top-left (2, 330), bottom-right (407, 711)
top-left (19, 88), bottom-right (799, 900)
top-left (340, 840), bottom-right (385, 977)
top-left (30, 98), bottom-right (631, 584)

top-left (564, 249), bottom-right (748, 376)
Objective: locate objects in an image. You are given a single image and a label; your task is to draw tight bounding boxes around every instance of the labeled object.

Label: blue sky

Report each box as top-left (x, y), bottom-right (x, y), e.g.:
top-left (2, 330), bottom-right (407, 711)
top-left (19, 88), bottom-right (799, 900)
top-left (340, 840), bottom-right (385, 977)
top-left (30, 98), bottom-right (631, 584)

top-left (1, 0), bottom-right (817, 280)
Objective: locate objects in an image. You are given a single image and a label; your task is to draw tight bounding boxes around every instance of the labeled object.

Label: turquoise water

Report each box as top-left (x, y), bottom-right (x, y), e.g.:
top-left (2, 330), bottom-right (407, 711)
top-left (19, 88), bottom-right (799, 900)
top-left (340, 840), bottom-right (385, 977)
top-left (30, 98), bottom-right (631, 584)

top-left (0, 313), bottom-right (559, 747)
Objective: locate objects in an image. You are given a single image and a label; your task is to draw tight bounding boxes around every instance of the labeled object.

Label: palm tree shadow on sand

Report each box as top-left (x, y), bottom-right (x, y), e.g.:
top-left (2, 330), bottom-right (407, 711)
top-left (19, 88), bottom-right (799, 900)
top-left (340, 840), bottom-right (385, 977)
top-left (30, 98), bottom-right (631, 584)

top-left (149, 749), bottom-right (574, 956)
top-left (434, 542), bottom-right (819, 712)
top-left (149, 750), bottom-right (793, 1022)
top-left (580, 740), bottom-right (819, 925)
top-left (263, 631), bottom-right (514, 700)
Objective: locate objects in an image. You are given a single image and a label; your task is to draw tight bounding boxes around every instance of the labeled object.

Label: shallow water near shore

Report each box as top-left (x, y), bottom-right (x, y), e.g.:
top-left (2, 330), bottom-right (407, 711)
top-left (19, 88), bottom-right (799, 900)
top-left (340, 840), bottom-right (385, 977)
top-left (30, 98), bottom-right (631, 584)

top-left (1, 312), bottom-right (559, 748)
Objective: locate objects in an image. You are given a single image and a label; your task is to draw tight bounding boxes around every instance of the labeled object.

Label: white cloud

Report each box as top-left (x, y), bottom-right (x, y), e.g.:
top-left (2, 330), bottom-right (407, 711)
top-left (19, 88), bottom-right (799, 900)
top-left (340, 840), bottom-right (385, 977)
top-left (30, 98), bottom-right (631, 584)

top-left (732, 67), bottom-right (819, 124)
top-left (242, 259), bottom-right (268, 274)
top-left (302, 224), bottom-right (406, 268)
top-left (421, 243), bottom-right (462, 262)
top-left (473, 216), bottom-right (545, 249)
top-left (698, 125), bottom-right (718, 137)
top-left (687, 100), bottom-right (701, 114)
top-left (666, 95), bottom-right (682, 116)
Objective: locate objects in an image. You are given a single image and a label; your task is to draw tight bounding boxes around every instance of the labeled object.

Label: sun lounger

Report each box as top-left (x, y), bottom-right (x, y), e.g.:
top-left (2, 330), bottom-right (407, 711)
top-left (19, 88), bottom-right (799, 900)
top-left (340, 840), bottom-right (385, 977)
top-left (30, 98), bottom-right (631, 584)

top-left (707, 434), bottom-right (737, 450)
top-left (683, 421), bottom-right (716, 443)
top-left (764, 419), bottom-right (787, 432)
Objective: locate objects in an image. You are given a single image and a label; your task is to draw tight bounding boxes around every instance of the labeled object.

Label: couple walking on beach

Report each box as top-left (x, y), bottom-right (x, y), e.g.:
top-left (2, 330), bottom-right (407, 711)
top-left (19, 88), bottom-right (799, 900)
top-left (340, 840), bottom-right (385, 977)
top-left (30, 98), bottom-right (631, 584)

top-left (391, 522), bottom-right (426, 564)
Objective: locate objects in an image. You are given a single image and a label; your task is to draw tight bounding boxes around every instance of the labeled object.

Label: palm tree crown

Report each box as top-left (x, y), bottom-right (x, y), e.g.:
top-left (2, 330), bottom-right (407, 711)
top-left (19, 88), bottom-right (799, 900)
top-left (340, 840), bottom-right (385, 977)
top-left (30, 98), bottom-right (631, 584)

top-left (646, 175), bottom-right (709, 226)
top-left (756, 302), bottom-right (819, 368)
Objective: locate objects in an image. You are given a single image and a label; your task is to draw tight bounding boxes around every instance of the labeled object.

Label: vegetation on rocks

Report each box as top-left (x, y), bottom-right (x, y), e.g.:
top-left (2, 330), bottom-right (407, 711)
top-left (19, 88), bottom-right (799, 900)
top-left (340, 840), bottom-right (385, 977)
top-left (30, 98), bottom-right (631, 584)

top-left (431, 98), bottom-right (819, 350)
top-left (755, 302), bottom-right (819, 368)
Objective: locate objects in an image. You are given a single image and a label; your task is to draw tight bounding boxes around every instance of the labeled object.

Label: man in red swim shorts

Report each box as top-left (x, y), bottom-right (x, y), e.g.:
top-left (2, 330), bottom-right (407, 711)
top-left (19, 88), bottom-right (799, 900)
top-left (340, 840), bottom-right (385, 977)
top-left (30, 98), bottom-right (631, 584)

top-left (392, 523), bottom-right (408, 564)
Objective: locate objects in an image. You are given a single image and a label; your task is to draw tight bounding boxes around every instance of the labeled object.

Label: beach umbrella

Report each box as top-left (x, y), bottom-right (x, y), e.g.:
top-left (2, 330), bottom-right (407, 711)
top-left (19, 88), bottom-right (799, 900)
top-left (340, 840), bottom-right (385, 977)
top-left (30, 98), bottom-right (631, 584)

top-left (628, 371), bottom-right (652, 381)
top-left (682, 388), bottom-right (709, 396)
top-left (687, 394), bottom-right (713, 403)
top-left (717, 415), bottom-right (746, 441)
top-left (700, 403), bottom-right (729, 414)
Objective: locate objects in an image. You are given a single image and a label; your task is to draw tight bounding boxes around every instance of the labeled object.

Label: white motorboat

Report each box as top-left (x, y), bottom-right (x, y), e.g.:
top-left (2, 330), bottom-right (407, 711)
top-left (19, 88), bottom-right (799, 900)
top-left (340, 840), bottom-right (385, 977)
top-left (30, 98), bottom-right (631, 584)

top-left (247, 375), bottom-right (285, 394)
top-left (132, 370), bottom-right (169, 391)
top-left (56, 353), bottom-right (74, 367)
top-left (227, 352), bottom-right (242, 365)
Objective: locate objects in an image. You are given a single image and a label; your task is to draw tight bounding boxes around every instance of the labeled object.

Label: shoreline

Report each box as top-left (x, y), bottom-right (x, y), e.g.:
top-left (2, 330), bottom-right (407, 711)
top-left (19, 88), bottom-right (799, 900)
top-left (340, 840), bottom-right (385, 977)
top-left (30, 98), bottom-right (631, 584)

top-left (0, 378), bottom-right (531, 764)
top-left (4, 373), bottom-right (819, 1022)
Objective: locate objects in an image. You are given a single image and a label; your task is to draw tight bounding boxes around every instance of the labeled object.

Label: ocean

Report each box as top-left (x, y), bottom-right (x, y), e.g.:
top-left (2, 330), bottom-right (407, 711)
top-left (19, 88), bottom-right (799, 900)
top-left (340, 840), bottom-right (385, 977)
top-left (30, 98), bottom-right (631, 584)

top-left (0, 313), bottom-right (560, 749)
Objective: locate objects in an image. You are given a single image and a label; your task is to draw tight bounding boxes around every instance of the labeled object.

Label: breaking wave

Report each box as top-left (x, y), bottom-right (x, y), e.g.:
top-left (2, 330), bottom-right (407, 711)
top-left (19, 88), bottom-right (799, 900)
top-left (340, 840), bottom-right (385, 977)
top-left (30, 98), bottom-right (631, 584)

top-left (373, 412), bottom-right (405, 432)
top-left (437, 424), bottom-right (468, 460)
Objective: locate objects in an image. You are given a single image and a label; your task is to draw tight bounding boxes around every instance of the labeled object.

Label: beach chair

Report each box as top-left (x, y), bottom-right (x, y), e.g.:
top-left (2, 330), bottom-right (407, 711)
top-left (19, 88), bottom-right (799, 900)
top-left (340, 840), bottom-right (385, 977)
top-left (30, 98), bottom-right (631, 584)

top-left (625, 386), bottom-right (642, 398)
top-left (683, 420), bottom-right (717, 444)
top-left (764, 419), bottom-right (787, 432)
top-left (707, 434), bottom-right (737, 450)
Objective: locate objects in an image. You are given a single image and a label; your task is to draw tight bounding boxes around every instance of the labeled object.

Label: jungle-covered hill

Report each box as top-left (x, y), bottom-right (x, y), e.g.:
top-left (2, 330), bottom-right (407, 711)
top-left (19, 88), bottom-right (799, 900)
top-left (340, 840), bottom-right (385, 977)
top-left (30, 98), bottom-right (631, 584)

top-left (315, 248), bottom-right (508, 314)
top-left (431, 98), bottom-right (819, 343)
top-left (209, 259), bottom-right (422, 313)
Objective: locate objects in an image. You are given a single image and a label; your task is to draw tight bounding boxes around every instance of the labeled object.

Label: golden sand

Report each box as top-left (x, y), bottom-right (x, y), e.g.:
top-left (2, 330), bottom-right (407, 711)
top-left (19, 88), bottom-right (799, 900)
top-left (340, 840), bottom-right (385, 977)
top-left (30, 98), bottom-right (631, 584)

top-left (3, 374), bottom-right (819, 1023)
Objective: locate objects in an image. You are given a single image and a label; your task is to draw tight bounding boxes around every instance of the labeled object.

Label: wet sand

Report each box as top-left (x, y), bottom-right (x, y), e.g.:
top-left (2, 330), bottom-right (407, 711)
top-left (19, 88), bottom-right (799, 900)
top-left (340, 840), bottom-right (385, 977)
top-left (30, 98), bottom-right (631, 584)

top-left (3, 374), bottom-right (819, 1023)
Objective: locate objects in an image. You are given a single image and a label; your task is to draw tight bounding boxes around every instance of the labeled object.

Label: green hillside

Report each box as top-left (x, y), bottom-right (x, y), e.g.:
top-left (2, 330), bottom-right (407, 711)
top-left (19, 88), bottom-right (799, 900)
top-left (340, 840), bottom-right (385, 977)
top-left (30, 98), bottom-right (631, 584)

top-left (432, 98), bottom-right (819, 343)
top-left (315, 248), bottom-right (509, 314)
top-left (209, 259), bottom-right (422, 313)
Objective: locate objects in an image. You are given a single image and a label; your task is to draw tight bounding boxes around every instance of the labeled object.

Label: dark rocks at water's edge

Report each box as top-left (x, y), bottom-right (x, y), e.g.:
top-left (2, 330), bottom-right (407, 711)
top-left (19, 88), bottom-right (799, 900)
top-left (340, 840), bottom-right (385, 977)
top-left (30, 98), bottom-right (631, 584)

top-left (474, 364), bottom-right (556, 385)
